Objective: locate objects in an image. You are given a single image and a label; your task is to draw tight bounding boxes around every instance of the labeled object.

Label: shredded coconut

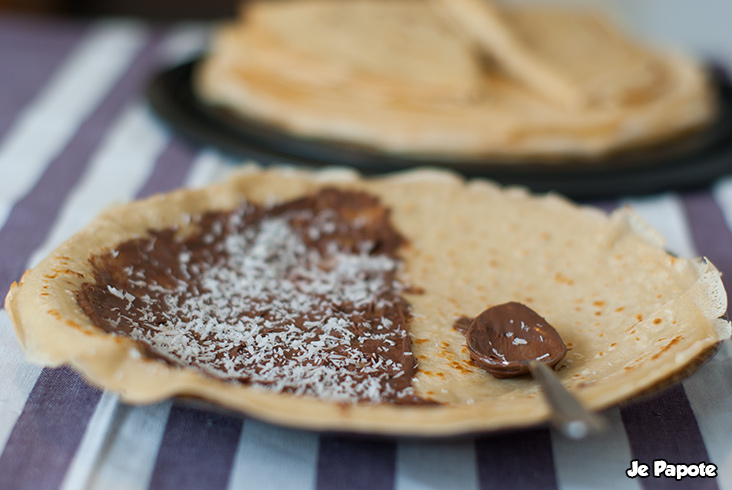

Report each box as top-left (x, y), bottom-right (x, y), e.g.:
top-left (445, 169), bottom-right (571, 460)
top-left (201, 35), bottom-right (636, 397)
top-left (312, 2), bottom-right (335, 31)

top-left (97, 197), bottom-right (416, 404)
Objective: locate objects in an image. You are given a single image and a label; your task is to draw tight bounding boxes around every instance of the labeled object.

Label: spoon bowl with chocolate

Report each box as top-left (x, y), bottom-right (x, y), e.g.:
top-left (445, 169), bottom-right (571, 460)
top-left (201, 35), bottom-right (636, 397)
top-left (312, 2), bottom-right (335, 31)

top-left (460, 302), bottom-right (607, 438)
top-left (4, 166), bottom-right (729, 437)
top-left (463, 302), bottom-right (567, 378)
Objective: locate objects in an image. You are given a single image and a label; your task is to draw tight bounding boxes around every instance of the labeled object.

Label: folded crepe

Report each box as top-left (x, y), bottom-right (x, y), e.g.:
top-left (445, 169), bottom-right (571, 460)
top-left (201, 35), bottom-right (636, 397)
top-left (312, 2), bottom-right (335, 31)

top-left (6, 166), bottom-right (729, 436)
top-left (196, 0), bottom-right (715, 160)
top-left (215, 0), bottom-right (484, 104)
top-left (434, 0), bottom-right (665, 109)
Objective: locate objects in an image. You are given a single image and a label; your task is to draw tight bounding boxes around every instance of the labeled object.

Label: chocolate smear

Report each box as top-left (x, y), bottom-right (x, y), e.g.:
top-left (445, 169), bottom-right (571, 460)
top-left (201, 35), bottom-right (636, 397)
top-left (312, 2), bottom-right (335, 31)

top-left (77, 188), bottom-right (433, 405)
top-left (456, 302), bottom-right (567, 379)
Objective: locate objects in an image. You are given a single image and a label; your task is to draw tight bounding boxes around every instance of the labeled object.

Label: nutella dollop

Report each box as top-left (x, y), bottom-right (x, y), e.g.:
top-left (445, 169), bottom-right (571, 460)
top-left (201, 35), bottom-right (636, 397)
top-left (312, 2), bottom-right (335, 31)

top-left (455, 302), bottom-right (567, 379)
top-left (77, 188), bottom-right (430, 404)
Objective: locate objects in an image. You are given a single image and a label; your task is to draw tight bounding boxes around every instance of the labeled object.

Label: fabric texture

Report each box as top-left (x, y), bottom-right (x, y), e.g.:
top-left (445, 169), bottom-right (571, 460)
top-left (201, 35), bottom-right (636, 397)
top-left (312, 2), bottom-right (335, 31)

top-left (0, 14), bottom-right (731, 490)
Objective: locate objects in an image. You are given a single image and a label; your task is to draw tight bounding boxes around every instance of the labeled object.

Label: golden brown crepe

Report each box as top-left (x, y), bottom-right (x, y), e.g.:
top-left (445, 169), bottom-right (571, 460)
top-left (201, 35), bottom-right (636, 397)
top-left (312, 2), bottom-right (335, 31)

top-left (434, 0), bottom-right (665, 109)
top-left (5, 166), bottom-right (729, 436)
top-left (223, 0), bottom-right (484, 104)
top-left (196, 0), bottom-right (715, 160)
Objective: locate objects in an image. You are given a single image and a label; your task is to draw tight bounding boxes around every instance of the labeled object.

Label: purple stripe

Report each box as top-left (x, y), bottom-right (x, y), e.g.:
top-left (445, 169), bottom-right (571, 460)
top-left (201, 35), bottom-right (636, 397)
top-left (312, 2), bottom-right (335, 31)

top-left (620, 385), bottom-right (717, 490)
top-left (315, 436), bottom-right (396, 490)
top-left (0, 28), bottom-right (166, 300)
top-left (136, 138), bottom-right (198, 199)
top-left (0, 15), bottom-right (88, 140)
top-left (147, 403), bottom-right (243, 490)
top-left (0, 367), bottom-right (102, 490)
top-left (474, 429), bottom-right (558, 490)
top-left (679, 189), bottom-right (732, 292)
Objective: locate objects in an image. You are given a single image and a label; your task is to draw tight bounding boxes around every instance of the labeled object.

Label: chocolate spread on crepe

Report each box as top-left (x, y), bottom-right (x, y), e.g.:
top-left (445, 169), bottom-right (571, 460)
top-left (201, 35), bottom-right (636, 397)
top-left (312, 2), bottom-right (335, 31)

top-left (76, 189), bottom-right (432, 404)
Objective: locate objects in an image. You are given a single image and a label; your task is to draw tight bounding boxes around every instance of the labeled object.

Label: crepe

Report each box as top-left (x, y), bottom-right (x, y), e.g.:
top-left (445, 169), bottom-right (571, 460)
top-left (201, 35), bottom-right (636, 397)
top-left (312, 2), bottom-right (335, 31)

top-left (196, 0), bottom-right (716, 160)
top-left (5, 166), bottom-right (729, 436)
top-left (435, 1), bottom-right (668, 109)
top-left (212, 0), bottom-right (484, 104)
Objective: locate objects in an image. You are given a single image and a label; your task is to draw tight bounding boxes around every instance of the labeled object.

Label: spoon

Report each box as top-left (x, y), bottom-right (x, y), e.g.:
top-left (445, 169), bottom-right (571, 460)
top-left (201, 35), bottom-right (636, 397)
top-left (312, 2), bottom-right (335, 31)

top-left (463, 302), bottom-right (607, 439)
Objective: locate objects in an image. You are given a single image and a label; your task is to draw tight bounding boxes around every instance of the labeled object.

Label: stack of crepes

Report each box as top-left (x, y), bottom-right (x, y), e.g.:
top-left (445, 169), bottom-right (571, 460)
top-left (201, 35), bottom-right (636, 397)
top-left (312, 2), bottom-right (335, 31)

top-left (196, 0), bottom-right (716, 161)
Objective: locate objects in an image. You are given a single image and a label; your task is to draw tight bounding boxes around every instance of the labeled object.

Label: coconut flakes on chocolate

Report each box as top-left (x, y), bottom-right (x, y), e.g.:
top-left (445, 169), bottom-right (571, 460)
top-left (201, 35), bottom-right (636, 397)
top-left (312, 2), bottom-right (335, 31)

top-left (76, 189), bottom-right (423, 404)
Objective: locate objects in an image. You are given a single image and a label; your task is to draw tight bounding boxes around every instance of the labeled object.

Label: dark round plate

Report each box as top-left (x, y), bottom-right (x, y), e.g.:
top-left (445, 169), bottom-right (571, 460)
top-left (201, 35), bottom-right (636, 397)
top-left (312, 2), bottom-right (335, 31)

top-left (146, 59), bottom-right (732, 199)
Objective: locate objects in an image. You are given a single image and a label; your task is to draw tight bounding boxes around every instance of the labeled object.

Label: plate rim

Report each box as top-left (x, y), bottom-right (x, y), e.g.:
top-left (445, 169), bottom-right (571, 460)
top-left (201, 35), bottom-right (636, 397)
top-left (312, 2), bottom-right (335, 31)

top-left (146, 58), bottom-right (732, 199)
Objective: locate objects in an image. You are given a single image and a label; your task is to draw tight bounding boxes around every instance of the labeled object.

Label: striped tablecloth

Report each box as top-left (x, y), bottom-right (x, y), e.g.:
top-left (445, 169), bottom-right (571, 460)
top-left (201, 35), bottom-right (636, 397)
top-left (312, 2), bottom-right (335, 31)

top-left (1, 14), bottom-right (731, 490)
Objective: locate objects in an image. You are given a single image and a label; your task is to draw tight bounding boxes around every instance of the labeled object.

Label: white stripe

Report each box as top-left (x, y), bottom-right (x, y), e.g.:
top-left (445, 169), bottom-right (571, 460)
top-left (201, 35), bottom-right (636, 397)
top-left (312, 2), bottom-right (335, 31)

top-left (84, 401), bottom-right (173, 490)
top-left (623, 193), bottom-right (696, 258)
top-left (27, 104), bottom-right (167, 268)
top-left (60, 392), bottom-right (120, 490)
top-left (713, 177), bottom-right (732, 235)
top-left (552, 408), bottom-right (641, 490)
top-left (226, 419), bottom-right (319, 490)
top-left (0, 311), bottom-right (43, 452)
top-left (0, 21), bottom-right (146, 232)
top-left (182, 149), bottom-right (233, 188)
top-left (395, 439), bottom-right (478, 490)
top-left (682, 341), bottom-right (732, 490)
top-left (156, 22), bottom-right (212, 61)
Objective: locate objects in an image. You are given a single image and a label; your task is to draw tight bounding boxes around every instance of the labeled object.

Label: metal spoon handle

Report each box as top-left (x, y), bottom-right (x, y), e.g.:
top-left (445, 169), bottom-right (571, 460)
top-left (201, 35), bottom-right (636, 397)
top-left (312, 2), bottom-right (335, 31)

top-left (528, 360), bottom-right (608, 439)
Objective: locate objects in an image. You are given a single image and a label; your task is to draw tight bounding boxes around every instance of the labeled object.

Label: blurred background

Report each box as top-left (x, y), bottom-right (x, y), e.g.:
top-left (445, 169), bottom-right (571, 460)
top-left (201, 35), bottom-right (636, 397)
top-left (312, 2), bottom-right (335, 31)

top-left (0, 0), bottom-right (730, 69)
top-left (0, 0), bottom-right (239, 19)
